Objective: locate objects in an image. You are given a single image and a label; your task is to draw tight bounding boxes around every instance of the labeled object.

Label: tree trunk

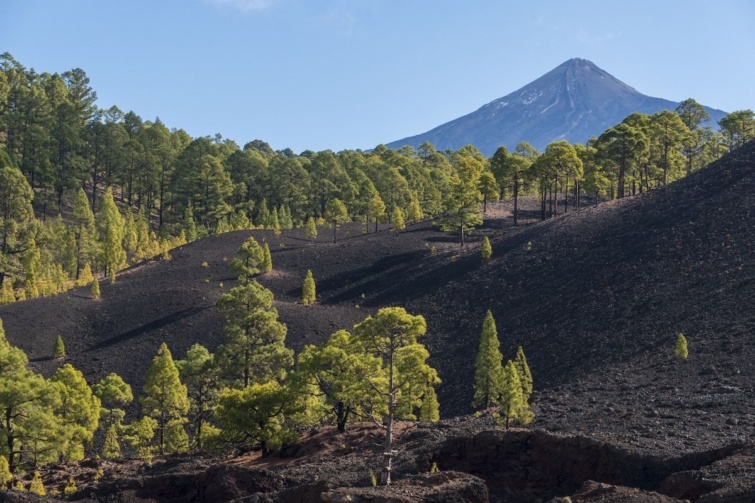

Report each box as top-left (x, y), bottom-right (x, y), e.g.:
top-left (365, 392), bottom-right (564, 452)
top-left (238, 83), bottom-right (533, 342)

top-left (663, 144), bottom-right (669, 185)
top-left (540, 185), bottom-right (546, 221)
top-left (618, 158), bottom-right (626, 198)
top-left (548, 185), bottom-right (553, 218)
top-left (336, 401), bottom-right (350, 433)
top-left (159, 167), bottom-right (166, 230)
top-left (159, 413), bottom-right (166, 455)
top-left (333, 222), bottom-right (337, 243)
top-left (513, 179), bottom-right (519, 226)
top-left (6, 407), bottom-right (16, 473)
top-left (563, 176), bottom-right (568, 214)
top-left (381, 349), bottom-right (396, 486)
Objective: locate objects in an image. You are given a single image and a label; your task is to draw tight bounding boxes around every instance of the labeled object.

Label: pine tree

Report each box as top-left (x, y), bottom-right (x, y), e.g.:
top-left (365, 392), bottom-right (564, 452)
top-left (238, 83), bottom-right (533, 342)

top-left (675, 333), bottom-right (688, 360)
top-left (0, 318), bottom-right (57, 473)
top-left (50, 363), bottom-right (102, 462)
top-left (102, 425), bottom-right (121, 459)
top-left (408, 191), bottom-right (423, 224)
top-left (23, 238), bottom-right (43, 299)
top-left (96, 188), bottom-right (126, 283)
top-left (29, 472), bottom-right (45, 496)
top-left (279, 205), bottom-right (293, 229)
top-left (141, 343), bottom-right (190, 454)
top-left (391, 206), bottom-right (406, 231)
top-left (256, 198), bottom-right (271, 228)
top-left (481, 236), bottom-right (492, 261)
top-left (230, 236), bottom-right (264, 282)
top-left (0, 279), bottom-right (14, 305)
top-left (133, 207), bottom-right (155, 262)
top-left (165, 418), bottom-right (189, 453)
top-left (63, 478), bottom-right (77, 496)
top-left (419, 385), bottom-right (440, 423)
top-left (0, 165), bottom-right (35, 291)
top-left (0, 456), bottom-right (10, 488)
top-left (122, 209), bottom-right (137, 254)
top-left (296, 329), bottom-right (379, 433)
top-left (472, 311), bottom-right (505, 410)
top-left (176, 344), bottom-right (220, 450)
top-left (271, 207), bottom-right (281, 234)
top-left (91, 277), bottom-right (100, 299)
top-left (441, 154), bottom-right (484, 246)
top-left (368, 193), bottom-right (386, 233)
top-left (72, 188), bottom-right (97, 280)
top-left (215, 381), bottom-right (298, 454)
top-left (302, 269), bottom-right (316, 306)
top-left (305, 216), bottom-right (318, 241)
top-left (92, 372), bottom-right (133, 429)
top-left (216, 281), bottom-right (293, 388)
top-left (184, 203), bottom-right (198, 242)
top-left (497, 360), bottom-right (533, 428)
top-left (53, 335), bottom-right (66, 359)
top-left (353, 307), bottom-right (439, 485)
top-left (514, 346), bottom-right (533, 401)
top-left (324, 198), bottom-right (349, 243)
top-left (122, 416), bottom-right (157, 461)
top-left (262, 243), bottom-right (272, 273)
top-left (77, 263), bottom-right (94, 287)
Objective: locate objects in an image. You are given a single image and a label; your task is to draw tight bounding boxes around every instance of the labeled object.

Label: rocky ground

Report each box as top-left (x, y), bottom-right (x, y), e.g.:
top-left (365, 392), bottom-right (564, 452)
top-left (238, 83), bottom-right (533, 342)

top-left (1, 141), bottom-right (755, 501)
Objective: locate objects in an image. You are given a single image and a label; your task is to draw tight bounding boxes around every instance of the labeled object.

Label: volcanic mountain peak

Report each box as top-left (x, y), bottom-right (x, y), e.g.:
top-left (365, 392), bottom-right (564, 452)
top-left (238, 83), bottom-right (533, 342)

top-left (387, 58), bottom-right (727, 155)
top-left (486, 58), bottom-right (634, 108)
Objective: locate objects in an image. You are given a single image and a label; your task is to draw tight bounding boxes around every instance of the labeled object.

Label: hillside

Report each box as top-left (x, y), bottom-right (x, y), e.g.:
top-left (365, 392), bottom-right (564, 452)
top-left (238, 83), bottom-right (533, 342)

top-left (2, 141), bottom-right (755, 501)
top-left (387, 58), bottom-right (727, 154)
top-left (1, 141), bottom-right (754, 456)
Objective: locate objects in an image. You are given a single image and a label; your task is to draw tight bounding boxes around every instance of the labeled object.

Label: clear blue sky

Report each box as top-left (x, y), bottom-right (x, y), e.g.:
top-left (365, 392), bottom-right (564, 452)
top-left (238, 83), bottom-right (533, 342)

top-left (2, 0), bottom-right (753, 153)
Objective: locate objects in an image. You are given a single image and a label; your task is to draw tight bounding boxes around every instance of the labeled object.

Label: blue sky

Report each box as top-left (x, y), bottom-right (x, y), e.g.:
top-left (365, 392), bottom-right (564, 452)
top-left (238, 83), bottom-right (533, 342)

top-left (2, 0), bottom-right (753, 153)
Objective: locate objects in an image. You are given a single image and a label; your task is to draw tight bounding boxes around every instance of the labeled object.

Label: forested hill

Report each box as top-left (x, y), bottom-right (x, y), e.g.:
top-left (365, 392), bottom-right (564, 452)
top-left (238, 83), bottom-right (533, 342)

top-left (387, 58), bottom-right (728, 155)
top-left (0, 52), bottom-right (752, 307)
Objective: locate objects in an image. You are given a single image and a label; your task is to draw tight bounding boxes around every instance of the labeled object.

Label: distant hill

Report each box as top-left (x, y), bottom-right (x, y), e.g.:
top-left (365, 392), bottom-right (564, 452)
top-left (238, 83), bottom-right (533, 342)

top-left (387, 58), bottom-right (727, 155)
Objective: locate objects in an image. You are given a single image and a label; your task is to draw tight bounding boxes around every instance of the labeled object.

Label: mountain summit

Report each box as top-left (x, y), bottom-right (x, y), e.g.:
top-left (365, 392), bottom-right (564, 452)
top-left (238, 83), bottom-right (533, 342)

top-left (387, 58), bottom-right (726, 155)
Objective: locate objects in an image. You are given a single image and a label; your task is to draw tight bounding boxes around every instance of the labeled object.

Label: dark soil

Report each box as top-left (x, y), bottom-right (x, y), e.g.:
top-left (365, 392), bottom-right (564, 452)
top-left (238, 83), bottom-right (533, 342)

top-left (1, 140), bottom-right (755, 501)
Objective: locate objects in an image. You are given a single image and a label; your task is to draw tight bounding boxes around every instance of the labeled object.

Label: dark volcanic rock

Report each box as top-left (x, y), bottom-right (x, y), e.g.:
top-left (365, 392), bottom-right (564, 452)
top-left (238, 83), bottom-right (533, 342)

top-left (321, 471), bottom-right (488, 503)
top-left (433, 429), bottom-right (740, 501)
top-left (195, 464), bottom-right (283, 502)
top-left (571, 480), bottom-right (680, 502)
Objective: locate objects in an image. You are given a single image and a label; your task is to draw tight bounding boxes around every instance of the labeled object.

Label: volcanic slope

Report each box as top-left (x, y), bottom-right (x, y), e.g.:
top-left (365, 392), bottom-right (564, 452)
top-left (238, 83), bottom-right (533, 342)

top-left (387, 58), bottom-right (727, 154)
top-left (1, 142), bottom-right (755, 457)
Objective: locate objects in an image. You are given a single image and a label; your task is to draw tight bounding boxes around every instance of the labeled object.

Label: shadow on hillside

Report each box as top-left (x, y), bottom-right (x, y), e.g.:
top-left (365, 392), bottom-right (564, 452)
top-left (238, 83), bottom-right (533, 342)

top-left (366, 224), bottom-right (550, 307)
top-left (87, 307), bottom-right (207, 351)
top-left (305, 251), bottom-right (427, 304)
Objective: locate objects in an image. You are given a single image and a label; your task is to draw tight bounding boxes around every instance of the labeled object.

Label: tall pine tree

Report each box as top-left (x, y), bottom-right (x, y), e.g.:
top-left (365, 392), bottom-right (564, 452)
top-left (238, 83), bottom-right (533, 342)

top-left (472, 310), bottom-right (505, 409)
top-left (96, 188), bottom-right (126, 282)
top-left (141, 343), bottom-right (189, 454)
top-left (216, 281), bottom-right (293, 388)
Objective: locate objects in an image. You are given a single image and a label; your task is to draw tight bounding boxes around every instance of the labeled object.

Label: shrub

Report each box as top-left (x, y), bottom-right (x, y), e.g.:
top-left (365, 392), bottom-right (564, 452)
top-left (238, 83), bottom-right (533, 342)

top-left (481, 236), bottom-right (492, 260)
top-left (63, 478), bottom-right (77, 496)
top-left (302, 270), bottom-right (316, 306)
top-left (53, 335), bottom-right (66, 359)
top-left (91, 277), bottom-right (101, 300)
top-left (29, 472), bottom-right (45, 496)
top-left (675, 333), bottom-right (688, 360)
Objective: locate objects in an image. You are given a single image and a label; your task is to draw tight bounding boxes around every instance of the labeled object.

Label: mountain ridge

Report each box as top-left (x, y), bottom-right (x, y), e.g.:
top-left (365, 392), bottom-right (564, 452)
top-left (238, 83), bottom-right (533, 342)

top-left (387, 58), bottom-right (727, 155)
